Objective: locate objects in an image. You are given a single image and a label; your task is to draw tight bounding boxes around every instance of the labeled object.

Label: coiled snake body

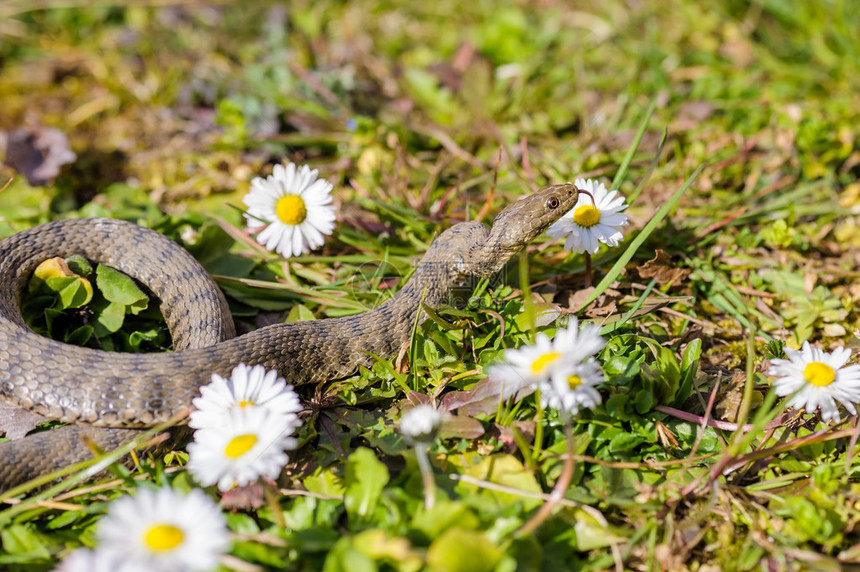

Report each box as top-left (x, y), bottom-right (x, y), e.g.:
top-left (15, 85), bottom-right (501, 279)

top-left (0, 184), bottom-right (578, 488)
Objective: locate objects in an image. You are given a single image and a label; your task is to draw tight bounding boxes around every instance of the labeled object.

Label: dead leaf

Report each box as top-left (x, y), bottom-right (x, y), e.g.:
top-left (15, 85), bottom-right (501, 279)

top-left (567, 286), bottom-right (596, 311)
top-left (0, 402), bottom-right (46, 440)
top-left (604, 129), bottom-right (663, 154)
top-left (2, 126), bottom-right (77, 186)
top-left (440, 377), bottom-right (504, 416)
top-left (714, 371), bottom-right (762, 422)
top-left (488, 421), bottom-right (535, 453)
top-left (440, 375), bottom-right (534, 417)
top-left (655, 421), bottom-right (679, 448)
top-left (803, 272), bottom-right (817, 295)
top-left (531, 301), bottom-right (563, 328)
top-left (220, 482), bottom-right (266, 509)
top-left (395, 341), bottom-right (410, 374)
top-left (678, 101), bottom-right (714, 122)
top-left (439, 415), bottom-right (484, 439)
top-left (568, 286), bottom-right (623, 318)
top-left (406, 391), bottom-right (435, 407)
top-left (637, 249), bottom-right (691, 287)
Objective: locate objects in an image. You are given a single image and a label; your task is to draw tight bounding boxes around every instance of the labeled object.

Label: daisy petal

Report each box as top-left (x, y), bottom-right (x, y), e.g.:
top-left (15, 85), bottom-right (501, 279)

top-left (242, 162), bottom-right (337, 258)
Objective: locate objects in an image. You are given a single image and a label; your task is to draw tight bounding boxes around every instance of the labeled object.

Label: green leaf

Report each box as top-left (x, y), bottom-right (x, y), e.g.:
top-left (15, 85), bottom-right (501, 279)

top-left (32, 257), bottom-right (93, 308)
top-left (45, 508), bottom-right (89, 530)
top-left (602, 355), bottom-right (641, 384)
top-left (634, 389), bottom-right (655, 414)
top-left (453, 453), bottom-right (542, 510)
top-left (604, 394), bottom-right (631, 420)
top-left (94, 300), bottom-right (126, 335)
top-left (423, 338), bottom-right (440, 366)
top-left (65, 324), bottom-right (94, 346)
top-left (96, 264), bottom-right (148, 312)
top-left (343, 448), bottom-right (389, 522)
top-left (43, 306), bottom-right (63, 333)
top-left (286, 303), bottom-right (316, 323)
top-left (44, 276), bottom-right (88, 309)
top-left (128, 328), bottom-right (160, 350)
top-left (304, 468), bottom-right (347, 497)
top-left (640, 338), bottom-right (681, 404)
top-left (608, 431), bottom-right (645, 454)
top-left (676, 338), bottom-right (702, 406)
top-left (403, 67), bottom-right (454, 123)
top-left (61, 279), bottom-right (92, 309)
top-left (412, 501), bottom-right (480, 539)
top-left (231, 540), bottom-right (286, 568)
top-left (0, 524), bottom-right (50, 561)
top-left (65, 255), bottom-right (93, 276)
top-left (426, 528), bottom-right (502, 572)
top-left (323, 542), bottom-right (377, 572)
top-left (225, 512), bottom-right (260, 534)
top-left (328, 529), bottom-right (421, 571)
top-left (572, 508), bottom-right (626, 550)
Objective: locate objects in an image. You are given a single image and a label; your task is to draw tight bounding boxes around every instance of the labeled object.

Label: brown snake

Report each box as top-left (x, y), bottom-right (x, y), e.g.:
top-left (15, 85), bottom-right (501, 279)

top-left (0, 184), bottom-right (578, 489)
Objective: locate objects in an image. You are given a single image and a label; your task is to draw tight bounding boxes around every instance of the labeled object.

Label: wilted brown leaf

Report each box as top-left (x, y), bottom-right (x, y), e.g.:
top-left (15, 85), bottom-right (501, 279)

top-left (1, 126), bottom-right (77, 186)
top-left (440, 376), bottom-right (534, 417)
top-left (0, 402), bottom-right (45, 440)
top-left (637, 249), bottom-right (690, 287)
top-left (570, 287), bottom-right (622, 318)
top-left (439, 415), bottom-right (484, 439)
top-left (220, 481), bottom-right (266, 509)
top-left (488, 421), bottom-right (536, 453)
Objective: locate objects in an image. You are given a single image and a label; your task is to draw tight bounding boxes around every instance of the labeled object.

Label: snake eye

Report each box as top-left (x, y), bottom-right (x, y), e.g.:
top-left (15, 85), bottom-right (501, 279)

top-left (546, 196), bottom-right (560, 209)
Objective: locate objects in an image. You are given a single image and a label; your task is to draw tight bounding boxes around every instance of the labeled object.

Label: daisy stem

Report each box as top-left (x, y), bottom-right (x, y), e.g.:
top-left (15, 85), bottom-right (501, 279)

top-left (578, 189), bottom-right (595, 205)
top-left (584, 252), bottom-right (592, 288)
top-left (531, 388), bottom-right (545, 466)
top-left (415, 443), bottom-right (436, 510)
top-left (734, 328), bottom-right (758, 432)
top-left (517, 414), bottom-right (575, 537)
top-left (263, 480), bottom-right (287, 528)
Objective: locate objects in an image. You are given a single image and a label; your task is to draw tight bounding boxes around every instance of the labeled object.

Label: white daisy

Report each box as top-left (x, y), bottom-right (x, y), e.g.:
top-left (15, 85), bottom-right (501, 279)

top-left (187, 408), bottom-right (299, 491)
top-left (487, 318), bottom-right (606, 399)
top-left (97, 487), bottom-right (229, 572)
top-left (546, 178), bottom-right (629, 254)
top-left (400, 404), bottom-right (444, 445)
top-left (190, 363), bottom-right (302, 431)
top-left (552, 317), bottom-right (607, 363)
top-left (488, 332), bottom-right (567, 399)
top-left (243, 161), bottom-right (336, 258)
top-left (539, 358), bottom-right (605, 416)
top-left (54, 549), bottom-right (150, 572)
top-left (768, 342), bottom-right (860, 423)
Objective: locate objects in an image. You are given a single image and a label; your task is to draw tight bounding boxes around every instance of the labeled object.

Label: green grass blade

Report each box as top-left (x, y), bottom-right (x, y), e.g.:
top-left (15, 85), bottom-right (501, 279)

top-left (611, 96), bottom-right (658, 190)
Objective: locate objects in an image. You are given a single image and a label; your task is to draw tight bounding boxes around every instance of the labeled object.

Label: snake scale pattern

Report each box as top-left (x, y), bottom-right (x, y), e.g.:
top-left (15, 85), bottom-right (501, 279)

top-left (0, 184), bottom-right (578, 488)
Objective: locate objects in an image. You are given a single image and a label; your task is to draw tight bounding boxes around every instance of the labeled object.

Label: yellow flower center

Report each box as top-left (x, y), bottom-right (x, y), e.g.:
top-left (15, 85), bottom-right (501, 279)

top-left (144, 524), bottom-right (184, 552)
top-left (275, 195), bottom-right (307, 225)
top-left (237, 400), bottom-right (254, 408)
top-left (804, 362), bottom-right (835, 387)
top-left (224, 433), bottom-right (258, 458)
top-left (573, 205), bottom-right (601, 228)
top-left (567, 375), bottom-right (582, 390)
top-left (531, 352), bottom-right (562, 375)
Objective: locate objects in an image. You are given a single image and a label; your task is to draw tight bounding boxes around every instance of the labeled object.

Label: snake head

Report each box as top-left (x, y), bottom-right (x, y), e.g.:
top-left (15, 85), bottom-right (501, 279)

top-left (488, 183), bottom-right (579, 254)
top-left (428, 183), bottom-right (580, 279)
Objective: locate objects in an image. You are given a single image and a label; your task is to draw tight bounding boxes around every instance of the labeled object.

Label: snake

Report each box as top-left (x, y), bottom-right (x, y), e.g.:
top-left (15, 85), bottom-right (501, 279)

top-left (0, 183), bottom-right (579, 489)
